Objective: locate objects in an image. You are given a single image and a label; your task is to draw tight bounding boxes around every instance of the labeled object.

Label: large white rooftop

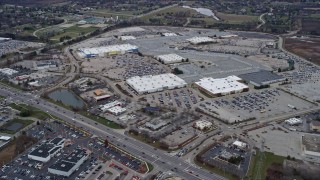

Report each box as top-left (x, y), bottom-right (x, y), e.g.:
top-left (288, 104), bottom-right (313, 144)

top-left (126, 73), bottom-right (187, 94)
top-left (157, 53), bottom-right (186, 64)
top-left (119, 36), bottom-right (136, 40)
top-left (0, 68), bottom-right (18, 76)
top-left (195, 76), bottom-right (248, 95)
top-left (162, 32), bottom-right (178, 37)
top-left (78, 44), bottom-right (138, 56)
top-left (187, 36), bottom-right (215, 44)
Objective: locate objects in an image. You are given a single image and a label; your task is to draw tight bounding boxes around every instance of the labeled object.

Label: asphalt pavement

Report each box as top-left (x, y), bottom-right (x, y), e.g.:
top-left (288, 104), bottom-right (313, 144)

top-left (0, 84), bottom-right (226, 180)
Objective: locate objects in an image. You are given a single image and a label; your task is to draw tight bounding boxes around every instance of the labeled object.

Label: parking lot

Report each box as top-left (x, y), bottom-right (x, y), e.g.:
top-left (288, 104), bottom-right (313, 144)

top-left (248, 125), bottom-right (302, 159)
top-left (198, 88), bottom-right (316, 123)
top-left (144, 88), bottom-right (202, 111)
top-left (0, 40), bottom-right (44, 57)
top-left (0, 119), bottom-right (145, 180)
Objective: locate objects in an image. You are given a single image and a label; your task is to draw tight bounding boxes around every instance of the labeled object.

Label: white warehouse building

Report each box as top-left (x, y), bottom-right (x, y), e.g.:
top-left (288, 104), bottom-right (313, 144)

top-left (156, 53), bottom-right (186, 64)
top-left (194, 75), bottom-right (249, 97)
top-left (187, 37), bottom-right (216, 45)
top-left (126, 73), bottom-right (187, 95)
top-left (78, 44), bottom-right (138, 58)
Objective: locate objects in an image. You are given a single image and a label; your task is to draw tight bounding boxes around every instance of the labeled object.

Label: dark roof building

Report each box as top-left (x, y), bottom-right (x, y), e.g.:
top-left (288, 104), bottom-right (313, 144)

top-left (238, 70), bottom-right (286, 87)
top-left (48, 148), bottom-right (90, 177)
top-left (28, 137), bottom-right (65, 162)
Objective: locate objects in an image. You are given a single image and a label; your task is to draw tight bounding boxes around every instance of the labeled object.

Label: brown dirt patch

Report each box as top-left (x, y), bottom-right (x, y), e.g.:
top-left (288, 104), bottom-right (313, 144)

top-left (0, 135), bottom-right (37, 165)
top-left (285, 37), bottom-right (320, 65)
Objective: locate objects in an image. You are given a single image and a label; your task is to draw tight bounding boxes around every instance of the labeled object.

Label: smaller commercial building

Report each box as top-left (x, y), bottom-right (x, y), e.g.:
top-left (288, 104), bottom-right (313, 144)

top-left (119, 36), bottom-right (136, 41)
top-left (0, 136), bottom-right (11, 141)
top-left (162, 32), bottom-right (178, 37)
top-left (301, 134), bottom-right (320, 158)
top-left (48, 148), bottom-right (90, 177)
top-left (99, 101), bottom-right (122, 112)
top-left (107, 106), bottom-right (126, 116)
top-left (0, 37), bottom-right (12, 42)
top-left (194, 76), bottom-right (248, 97)
top-left (238, 70), bottom-right (286, 88)
top-left (310, 121), bottom-right (320, 132)
top-left (232, 140), bottom-right (247, 149)
top-left (15, 75), bottom-right (30, 81)
top-left (156, 53), bottom-right (186, 64)
top-left (126, 73), bottom-right (187, 95)
top-left (94, 89), bottom-right (106, 96)
top-left (93, 94), bottom-right (111, 102)
top-left (35, 61), bottom-right (57, 70)
top-left (28, 138), bottom-right (65, 162)
top-left (285, 118), bottom-right (302, 125)
top-left (146, 120), bottom-right (168, 131)
top-left (0, 68), bottom-right (18, 76)
top-left (193, 120), bottom-right (212, 130)
top-left (220, 35), bottom-right (238, 39)
top-left (187, 37), bottom-right (216, 45)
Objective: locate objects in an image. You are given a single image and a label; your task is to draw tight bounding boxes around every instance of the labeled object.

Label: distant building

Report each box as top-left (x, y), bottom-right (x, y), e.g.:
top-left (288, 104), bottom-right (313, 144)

top-left (161, 32), bottom-right (178, 37)
top-left (35, 61), bottom-right (57, 70)
top-left (78, 44), bottom-right (138, 58)
top-left (301, 134), bottom-right (320, 158)
top-left (193, 120), bottom-right (212, 130)
top-left (48, 148), bottom-right (90, 177)
top-left (238, 70), bottom-right (286, 88)
top-left (232, 140), bottom-right (247, 149)
top-left (187, 37), bottom-right (216, 45)
top-left (310, 121), bottom-right (320, 132)
top-left (156, 53), bottom-right (186, 64)
top-left (99, 101), bottom-right (122, 112)
top-left (118, 36), bottom-right (136, 41)
top-left (94, 89), bottom-right (106, 96)
top-left (285, 118), bottom-right (302, 126)
top-left (145, 120), bottom-right (168, 131)
top-left (0, 68), bottom-right (18, 76)
top-left (28, 138), bottom-right (65, 162)
top-left (107, 106), bottom-right (126, 116)
top-left (0, 37), bottom-right (12, 42)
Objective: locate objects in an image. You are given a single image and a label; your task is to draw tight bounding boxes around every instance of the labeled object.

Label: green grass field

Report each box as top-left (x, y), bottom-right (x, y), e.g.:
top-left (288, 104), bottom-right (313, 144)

top-left (216, 12), bottom-right (259, 24)
top-left (140, 5), bottom-right (197, 22)
top-left (50, 25), bottom-right (98, 42)
top-left (9, 103), bottom-right (57, 120)
top-left (248, 151), bottom-right (286, 179)
top-left (0, 119), bottom-right (34, 134)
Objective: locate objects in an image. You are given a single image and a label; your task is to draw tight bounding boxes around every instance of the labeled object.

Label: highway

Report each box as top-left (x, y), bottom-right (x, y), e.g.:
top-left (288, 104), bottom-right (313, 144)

top-left (0, 84), bottom-right (225, 180)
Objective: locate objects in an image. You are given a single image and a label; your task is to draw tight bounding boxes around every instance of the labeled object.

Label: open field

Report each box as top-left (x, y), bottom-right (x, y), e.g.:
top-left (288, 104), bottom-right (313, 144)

top-left (299, 18), bottom-right (320, 35)
top-left (140, 5), bottom-right (197, 24)
top-left (0, 119), bottom-right (34, 134)
top-left (50, 25), bottom-right (98, 42)
top-left (250, 151), bottom-right (285, 179)
top-left (9, 103), bottom-right (56, 120)
top-left (216, 12), bottom-right (259, 24)
top-left (285, 37), bottom-right (320, 65)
